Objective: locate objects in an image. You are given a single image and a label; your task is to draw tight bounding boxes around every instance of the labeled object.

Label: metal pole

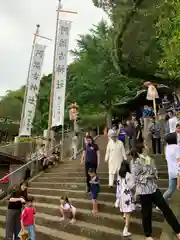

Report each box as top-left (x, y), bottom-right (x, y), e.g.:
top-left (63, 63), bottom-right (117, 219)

top-left (48, 0), bottom-right (61, 130)
top-left (60, 125), bottom-right (64, 161)
top-left (18, 24), bottom-right (40, 136)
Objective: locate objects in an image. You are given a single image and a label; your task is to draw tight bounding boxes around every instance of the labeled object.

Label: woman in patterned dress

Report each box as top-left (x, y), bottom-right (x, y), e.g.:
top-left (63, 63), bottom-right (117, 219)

top-left (115, 161), bottom-right (135, 237)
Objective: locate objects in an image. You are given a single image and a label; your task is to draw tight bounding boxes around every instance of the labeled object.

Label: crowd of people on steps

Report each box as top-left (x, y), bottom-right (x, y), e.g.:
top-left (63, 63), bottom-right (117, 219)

top-left (4, 120), bottom-right (180, 240)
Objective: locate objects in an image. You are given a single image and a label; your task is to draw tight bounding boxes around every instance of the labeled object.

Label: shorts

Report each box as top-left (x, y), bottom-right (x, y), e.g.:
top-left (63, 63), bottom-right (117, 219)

top-left (92, 192), bottom-right (98, 200)
top-left (25, 224), bottom-right (35, 240)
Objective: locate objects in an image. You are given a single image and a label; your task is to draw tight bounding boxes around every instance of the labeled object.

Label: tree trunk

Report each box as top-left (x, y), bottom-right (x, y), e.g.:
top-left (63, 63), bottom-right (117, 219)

top-left (106, 108), bottom-right (112, 129)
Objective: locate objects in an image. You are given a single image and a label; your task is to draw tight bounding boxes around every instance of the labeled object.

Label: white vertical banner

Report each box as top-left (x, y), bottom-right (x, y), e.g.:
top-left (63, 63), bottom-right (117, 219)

top-left (19, 43), bottom-right (46, 136)
top-left (51, 20), bottom-right (71, 127)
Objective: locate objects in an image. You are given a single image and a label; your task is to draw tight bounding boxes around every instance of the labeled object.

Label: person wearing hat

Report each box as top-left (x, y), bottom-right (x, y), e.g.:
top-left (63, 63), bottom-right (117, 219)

top-left (105, 130), bottom-right (127, 187)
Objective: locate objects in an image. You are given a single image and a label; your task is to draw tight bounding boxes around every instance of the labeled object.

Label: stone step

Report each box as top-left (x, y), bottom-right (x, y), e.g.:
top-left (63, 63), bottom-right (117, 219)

top-left (42, 171), bottom-right (168, 179)
top-left (30, 180), bottom-right (169, 190)
top-left (36, 176), bottom-right (168, 184)
top-left (0, 216), bottom-right (96, 240)
top-left (58, 166), bottom-right (168, 173)
top-left (50, 164), bottom-right (168, 172)
top-left (32, 194), bottom-right (164, 222)
top-left (0, 204), bottom-right (162, 239)
top-left (28, 187), bottom-right (167, 202)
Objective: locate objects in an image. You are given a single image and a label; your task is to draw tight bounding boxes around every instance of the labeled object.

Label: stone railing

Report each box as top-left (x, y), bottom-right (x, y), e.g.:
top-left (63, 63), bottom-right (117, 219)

top-left (0, 132), bottom-right (85, 199)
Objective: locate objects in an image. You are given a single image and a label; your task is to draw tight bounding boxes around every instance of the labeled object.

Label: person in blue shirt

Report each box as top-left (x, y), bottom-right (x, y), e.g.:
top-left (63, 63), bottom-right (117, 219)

top-left (118, 123), bottom-right (126, 144)
top-left (142, 105), bottom-right (149, 118)
top-left (88, 168), bottom-right (100, 215)
top-left (162, 94), bottom-right (170, 109)
top-left (81, 136), bottom-right (100, 193)
top-left (142, 105), bottom-right (154, 118)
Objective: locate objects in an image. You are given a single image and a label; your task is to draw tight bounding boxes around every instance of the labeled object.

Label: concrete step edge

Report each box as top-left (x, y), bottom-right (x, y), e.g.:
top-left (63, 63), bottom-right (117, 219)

top-left (44, 171), bottom-right (168, 175)
top-left (28, 187), bottom-right (167, 195)
top-left (28, 187), bottom-right (115, 196)
top-left (0, 203), bottom-right (162, 227)
top-left (0, 208), bottom-right (162, 237)
top-left (31, 193), bottom-right (163, 215)
top-left (0, 216), bottom-right (94, 240)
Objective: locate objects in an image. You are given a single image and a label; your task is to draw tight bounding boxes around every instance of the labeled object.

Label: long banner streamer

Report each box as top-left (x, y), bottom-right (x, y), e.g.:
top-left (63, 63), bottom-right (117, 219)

top-left (52, 20), bottom-right (71, 127)
top-left (19, 43), bottom-right (46, 136)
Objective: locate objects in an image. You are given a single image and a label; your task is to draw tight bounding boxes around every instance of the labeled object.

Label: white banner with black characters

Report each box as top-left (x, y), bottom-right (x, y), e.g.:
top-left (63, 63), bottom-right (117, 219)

top-left (52, 20), bottom-right (71, 127)
top-left (19, 43), bottom-right (46, 136)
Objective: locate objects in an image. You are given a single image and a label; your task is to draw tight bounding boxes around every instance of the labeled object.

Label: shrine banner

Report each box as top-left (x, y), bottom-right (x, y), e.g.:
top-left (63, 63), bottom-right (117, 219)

top-left (19, 43), bottom-right (46, 136)
top-left (51, 20), bottom-right (71, 127)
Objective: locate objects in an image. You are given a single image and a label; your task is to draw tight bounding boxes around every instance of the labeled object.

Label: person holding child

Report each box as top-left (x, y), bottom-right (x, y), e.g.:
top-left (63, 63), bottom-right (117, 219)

top-left (115, 161), bottom-right (135, 237)
top-left (131, 150), bottom-right (180, 240)
top-left (59, 196), bottom-right (76, 224)
top-left (20, 196), bottom-right (36, 240)
top-left (81, 135), bottom-right (100, 193)
top-left (88, 168), bottom-right (100, 215)
top-left (5, 181), bottom-right (28, 240)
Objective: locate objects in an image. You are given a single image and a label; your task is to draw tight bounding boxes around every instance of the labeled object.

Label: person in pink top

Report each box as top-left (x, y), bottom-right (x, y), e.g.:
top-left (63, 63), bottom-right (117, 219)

top-left (21, 196), bottom-right (36, 240)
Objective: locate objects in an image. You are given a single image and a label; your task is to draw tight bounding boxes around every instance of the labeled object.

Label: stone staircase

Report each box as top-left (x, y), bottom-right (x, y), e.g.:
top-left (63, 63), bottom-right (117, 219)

top-left (0, 136), bottom-right (168, 239)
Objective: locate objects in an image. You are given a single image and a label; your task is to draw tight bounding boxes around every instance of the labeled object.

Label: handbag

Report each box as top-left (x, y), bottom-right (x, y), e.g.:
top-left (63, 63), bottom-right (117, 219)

top-left (18, 229), bottom-right (29, 240)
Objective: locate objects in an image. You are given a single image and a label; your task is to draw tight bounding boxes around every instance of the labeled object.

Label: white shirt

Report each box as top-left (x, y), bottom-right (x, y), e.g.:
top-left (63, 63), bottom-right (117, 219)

top-left (168, 117), bottom-right (178, 133)
top-left (60, 203), bottom-right (76, 211)
top-left (165, 144), bottom-right (179, 178)
top-left (72, 136), bottom-right (78, 148)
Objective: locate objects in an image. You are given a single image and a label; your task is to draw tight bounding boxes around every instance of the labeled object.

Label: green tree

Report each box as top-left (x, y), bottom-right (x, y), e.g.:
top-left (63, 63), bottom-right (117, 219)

top-left (69, 21), bottom-right (141, 128)
top-left (0, 87), bottom-right (24, 121)
top-left (93, 0), bottom-right (163, 81)
top-left (156, 0), bottom-right (180, 80)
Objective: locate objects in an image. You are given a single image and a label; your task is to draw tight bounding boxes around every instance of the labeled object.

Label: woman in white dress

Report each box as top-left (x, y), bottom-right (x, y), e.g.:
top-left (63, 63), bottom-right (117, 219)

top-left (115, 161), bottom-right (135, 237)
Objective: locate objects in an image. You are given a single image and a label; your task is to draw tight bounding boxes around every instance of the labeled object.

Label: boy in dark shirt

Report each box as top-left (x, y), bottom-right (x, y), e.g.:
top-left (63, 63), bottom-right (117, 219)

top-left (88, 168), bottom-right (100, 215)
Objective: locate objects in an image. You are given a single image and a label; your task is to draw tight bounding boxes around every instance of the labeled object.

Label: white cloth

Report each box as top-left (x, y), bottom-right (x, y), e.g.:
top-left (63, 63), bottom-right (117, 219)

top-left (72, 136), bottom-right (78, 148)
top-left (169, 117), bottom-right (178, 133)
top-left (146, 85), bottom-right (159, 100)
top-left (116, 173), bottom-right (135, 213)
top-left (105, 139), bottom-right (127, 174)
top-left (72, 136), bottom-right (78, 159)
top-left (60, 203), bottom-right (76, 212)
top-left (109, 171), bottom-right (119, 186)
top-left (165, 144), bottom-right (179, 179)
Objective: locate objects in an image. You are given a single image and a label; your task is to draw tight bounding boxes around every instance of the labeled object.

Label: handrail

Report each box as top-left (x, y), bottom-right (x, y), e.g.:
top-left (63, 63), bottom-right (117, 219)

top-left (0, 133), bottom-right (99, 183)
top-left (0, 143), bottom-right (61, 183)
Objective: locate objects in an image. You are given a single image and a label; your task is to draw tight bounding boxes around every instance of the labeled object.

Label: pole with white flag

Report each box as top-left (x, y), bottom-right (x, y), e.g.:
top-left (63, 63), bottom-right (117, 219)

top-left (19, 24), bottom-right (40, 136)
top-left (19, 27), bottom-right (52, 137)
top-left (48, 1), bottom-right (77, 161)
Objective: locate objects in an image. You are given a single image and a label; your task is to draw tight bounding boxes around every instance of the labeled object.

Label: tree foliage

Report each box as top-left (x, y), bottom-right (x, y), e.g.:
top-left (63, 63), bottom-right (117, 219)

top-left (68, 21), bottom-right (141, 127)
top-left (156, 0), bottom-right (180, 80)
top-left (93, 0), bottom-right (163, 81)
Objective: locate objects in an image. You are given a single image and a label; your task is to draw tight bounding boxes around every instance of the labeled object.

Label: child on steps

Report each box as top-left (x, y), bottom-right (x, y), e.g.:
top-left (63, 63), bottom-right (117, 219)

top-left (115, 161), bottom-right (135, 237)
top-left (60, 196), bottom-right (76, 224)
top-left (20, 196), bottom-right (36, 240)
top-left (88, 168), bottom-right (100, 215)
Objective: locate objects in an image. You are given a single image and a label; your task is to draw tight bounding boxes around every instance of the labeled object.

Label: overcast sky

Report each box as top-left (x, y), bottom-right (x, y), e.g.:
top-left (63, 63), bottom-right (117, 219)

top-left (0, 0), bottom-right (108, 97)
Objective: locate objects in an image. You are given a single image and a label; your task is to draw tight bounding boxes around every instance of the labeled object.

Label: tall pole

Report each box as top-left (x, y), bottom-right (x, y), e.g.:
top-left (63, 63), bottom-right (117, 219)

top-left (48, 0), bottom-right (61, 130)
top-left (19, 24), bottom-right (40, 136)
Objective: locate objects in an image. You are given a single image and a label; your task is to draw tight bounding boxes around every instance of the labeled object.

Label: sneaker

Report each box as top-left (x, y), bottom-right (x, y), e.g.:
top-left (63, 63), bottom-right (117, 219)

top-left (114, 199), bottom-right (120, 208)
top-left (146, 237), bottom-right (154, 240)
top-left (69, 218), bottom-right (76, 224)
top-left (123, 227), bottom-right (131, 237)
top-left (60, 217), bottom-right (65, 221)
top-left (156, 206), bottom-right (160, 211)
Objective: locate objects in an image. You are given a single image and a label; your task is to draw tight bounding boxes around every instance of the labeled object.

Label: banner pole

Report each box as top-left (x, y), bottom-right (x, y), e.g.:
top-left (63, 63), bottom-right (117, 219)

top-left (19, 24), bottom-right (40, 136)
top-left (48, 0), bottom-right (61, 130)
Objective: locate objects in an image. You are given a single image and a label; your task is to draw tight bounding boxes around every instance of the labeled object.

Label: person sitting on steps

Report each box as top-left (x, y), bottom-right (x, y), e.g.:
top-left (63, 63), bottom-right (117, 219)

top-left (59, 196), bottom-right (76, 224)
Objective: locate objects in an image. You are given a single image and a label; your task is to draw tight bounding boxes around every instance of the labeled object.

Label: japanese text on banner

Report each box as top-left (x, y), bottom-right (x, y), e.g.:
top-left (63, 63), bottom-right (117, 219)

top-left (19, 43), bottom-right (46, 136)
top-left (52, 20), bottom-right (71, 127)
